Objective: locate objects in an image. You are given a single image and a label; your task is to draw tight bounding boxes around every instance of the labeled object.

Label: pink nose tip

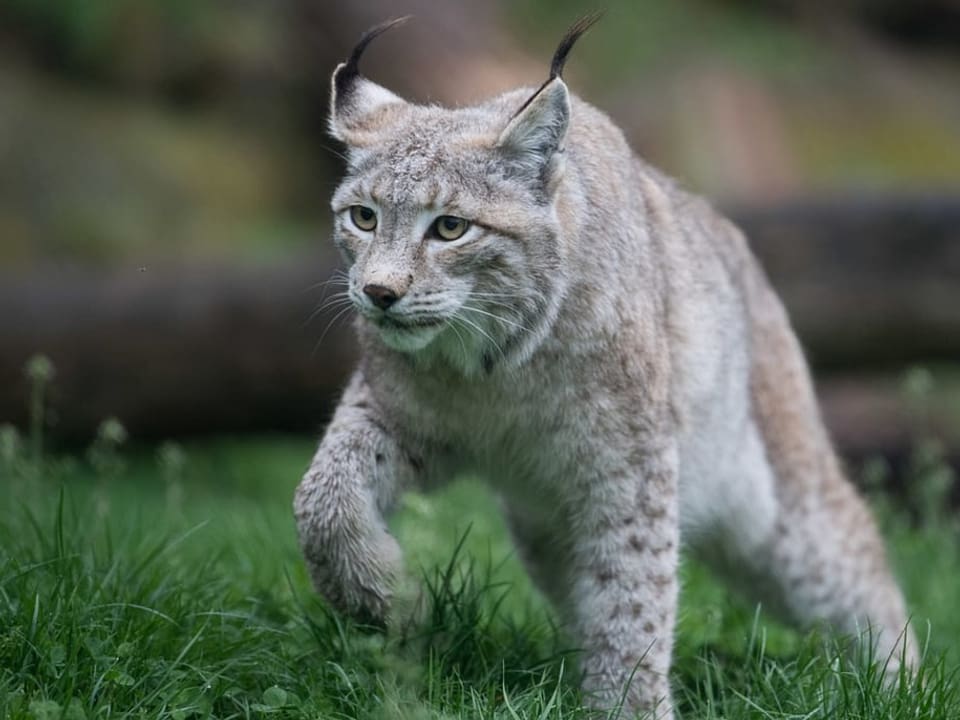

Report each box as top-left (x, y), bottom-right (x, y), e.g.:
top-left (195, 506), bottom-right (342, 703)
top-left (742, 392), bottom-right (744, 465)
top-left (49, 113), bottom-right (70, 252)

top-left (363, 283), bottom-right (400, 310)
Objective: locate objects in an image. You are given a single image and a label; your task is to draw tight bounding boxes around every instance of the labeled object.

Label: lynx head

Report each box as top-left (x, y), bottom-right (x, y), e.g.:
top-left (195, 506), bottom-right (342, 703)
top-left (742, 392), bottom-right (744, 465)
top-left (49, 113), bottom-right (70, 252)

top-left (328, 15), bottom-right (600, 374)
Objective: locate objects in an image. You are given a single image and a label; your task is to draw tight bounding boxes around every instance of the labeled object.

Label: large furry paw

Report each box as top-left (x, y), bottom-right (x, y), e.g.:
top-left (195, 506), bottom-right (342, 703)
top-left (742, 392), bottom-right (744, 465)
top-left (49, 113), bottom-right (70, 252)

top-left (301, 523), bottom-right (403, 627)
top-left (294, 454), bottom-right (408, 627)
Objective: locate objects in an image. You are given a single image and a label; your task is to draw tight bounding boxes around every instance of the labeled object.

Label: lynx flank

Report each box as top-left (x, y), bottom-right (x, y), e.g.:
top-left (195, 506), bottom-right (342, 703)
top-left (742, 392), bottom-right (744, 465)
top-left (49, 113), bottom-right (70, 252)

top-left (294, 16), bottom-right (916, 718)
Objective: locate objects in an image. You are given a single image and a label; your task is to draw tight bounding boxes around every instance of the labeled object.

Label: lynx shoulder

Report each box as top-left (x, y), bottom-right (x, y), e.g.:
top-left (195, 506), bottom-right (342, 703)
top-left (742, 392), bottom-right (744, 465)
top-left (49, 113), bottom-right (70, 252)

top-left (294, 16), bottom-right (916, 718)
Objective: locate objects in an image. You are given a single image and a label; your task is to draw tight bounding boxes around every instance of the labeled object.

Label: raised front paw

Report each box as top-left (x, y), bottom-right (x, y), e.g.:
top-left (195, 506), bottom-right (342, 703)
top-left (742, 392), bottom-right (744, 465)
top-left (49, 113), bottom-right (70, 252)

top-left (293, 466), bottom-right (403, 625)
top-left (302, 524), bottom-right (403, 626)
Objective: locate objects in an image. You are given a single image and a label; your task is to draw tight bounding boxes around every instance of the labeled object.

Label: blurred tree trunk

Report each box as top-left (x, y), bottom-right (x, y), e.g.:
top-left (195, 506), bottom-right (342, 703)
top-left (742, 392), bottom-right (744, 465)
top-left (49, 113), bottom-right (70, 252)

top-left (1, 195), bottom-right (959, 447)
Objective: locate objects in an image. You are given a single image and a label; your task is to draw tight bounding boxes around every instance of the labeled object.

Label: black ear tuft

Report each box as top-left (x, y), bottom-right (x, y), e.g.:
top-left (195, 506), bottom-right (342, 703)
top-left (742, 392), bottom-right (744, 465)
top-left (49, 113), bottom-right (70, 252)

top-left (335, 16), bottom-right (412, 102)
top-left (549, 11), bottom-right (604, 80)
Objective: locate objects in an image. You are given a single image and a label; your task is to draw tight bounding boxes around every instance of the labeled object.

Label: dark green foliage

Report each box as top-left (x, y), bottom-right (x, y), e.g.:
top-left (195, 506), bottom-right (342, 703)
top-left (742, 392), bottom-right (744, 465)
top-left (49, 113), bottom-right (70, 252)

top-left (0, 0), bottom-right (207, 82)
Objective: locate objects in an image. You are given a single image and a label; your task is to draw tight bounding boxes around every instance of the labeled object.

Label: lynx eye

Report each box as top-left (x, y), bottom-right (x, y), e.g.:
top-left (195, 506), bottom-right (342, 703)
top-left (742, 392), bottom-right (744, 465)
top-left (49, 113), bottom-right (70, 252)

top-left (349, 205), bottom-right (377, 232)
top-left (431, 215), bottom-right (470, 241)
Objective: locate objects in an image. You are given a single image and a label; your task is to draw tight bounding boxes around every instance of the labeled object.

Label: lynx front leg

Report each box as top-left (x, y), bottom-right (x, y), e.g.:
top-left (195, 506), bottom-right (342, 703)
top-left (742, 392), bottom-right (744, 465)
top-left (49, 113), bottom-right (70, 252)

top-left (513, 444), bottom-right (680, 719)
top-left (293, 373), bottom-right (419, 625)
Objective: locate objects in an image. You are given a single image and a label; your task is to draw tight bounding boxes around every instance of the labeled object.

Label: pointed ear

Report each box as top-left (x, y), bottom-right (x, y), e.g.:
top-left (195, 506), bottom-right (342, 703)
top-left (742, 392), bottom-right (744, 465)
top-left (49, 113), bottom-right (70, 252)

top-left (328, 17), bottom-right (410, 144)
top-left (496, 78), bottom-right (570, 173)
top-left (494, 13), bottom-right (600, 189)
top-left (329, 68), bottom-right (404, 142)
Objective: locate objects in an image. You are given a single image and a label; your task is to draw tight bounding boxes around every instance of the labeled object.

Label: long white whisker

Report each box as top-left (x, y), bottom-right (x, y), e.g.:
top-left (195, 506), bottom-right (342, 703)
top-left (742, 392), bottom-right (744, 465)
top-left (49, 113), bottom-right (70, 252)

top-left (305, 274), bottom-right (351, 324)
top-left (303, 293), bottom-right (353, 328)
top-left (303, 272), bottom-right (349, 294)
top-left (313, 304), bottom-right (355, 356)
top-left (315, 292), bottom-right (353, 313)
top-left (454, 312), bottom-right (505, 361)
top-left (465, 293), bottom-right (532, 326)
top-left (468, 297), bottom-right (525, 313)
top-left (467, 290), bottom-right (526, 300)
top-left (461, 304), bottom-right (532, 334)
top-left (320, 143), bottom-right (350, 164)
top-left (444, 318), bottom-right (469, 368)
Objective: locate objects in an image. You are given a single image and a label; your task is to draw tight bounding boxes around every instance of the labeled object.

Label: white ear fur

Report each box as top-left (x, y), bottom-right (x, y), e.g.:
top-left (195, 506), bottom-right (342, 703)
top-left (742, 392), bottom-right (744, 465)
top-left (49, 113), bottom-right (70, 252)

top-left (328, 63), bottom-right (405, 142)
top-left (496, 78), bottom-right (570, 176)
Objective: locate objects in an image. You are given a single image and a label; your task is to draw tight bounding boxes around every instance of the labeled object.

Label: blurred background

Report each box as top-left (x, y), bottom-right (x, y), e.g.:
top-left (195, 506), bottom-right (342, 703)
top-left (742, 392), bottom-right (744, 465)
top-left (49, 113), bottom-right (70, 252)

top-left (1, 0), bottom-right (959, 487)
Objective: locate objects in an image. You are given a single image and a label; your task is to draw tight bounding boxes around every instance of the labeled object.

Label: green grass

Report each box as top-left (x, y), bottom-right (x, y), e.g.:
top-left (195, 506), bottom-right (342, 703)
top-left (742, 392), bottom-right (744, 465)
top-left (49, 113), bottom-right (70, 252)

top-left (1, 433), bottom-right (959, 719)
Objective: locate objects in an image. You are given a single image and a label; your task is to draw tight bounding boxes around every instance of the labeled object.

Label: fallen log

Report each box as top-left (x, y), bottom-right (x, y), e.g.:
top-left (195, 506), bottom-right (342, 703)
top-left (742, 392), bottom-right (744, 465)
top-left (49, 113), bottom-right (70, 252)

top-left (733, 194), bottom-right (960, 371)
top-left (0, 250), bottom-right (356, 442)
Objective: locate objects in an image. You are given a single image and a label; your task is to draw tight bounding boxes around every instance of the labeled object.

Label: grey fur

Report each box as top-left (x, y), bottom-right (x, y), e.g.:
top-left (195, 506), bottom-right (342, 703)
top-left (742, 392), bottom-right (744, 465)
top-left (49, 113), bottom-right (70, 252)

top-left (295, 20), bottom-right (916, 718)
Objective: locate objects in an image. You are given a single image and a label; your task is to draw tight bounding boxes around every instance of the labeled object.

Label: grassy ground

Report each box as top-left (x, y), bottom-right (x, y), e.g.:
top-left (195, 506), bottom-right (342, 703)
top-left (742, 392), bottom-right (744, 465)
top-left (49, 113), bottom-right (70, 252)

top-left (1, 431), bottom-right (959, 719)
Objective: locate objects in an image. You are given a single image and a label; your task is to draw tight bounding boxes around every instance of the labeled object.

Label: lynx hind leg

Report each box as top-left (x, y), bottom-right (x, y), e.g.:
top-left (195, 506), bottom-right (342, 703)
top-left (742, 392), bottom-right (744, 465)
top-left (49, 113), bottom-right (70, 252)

top-left (698, 447), bottom-right (916, 677)
top-left (758, 465), bottom-right (917, 671)
top-left (744, 289), bottom-right (917, 672)
top-left (728, 270), bottom-right (920, 673)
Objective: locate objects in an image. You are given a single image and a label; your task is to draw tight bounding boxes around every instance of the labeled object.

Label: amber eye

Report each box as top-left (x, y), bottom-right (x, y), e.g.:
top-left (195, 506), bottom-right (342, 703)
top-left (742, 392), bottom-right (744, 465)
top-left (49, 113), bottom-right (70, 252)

top-left (349, 205), bottom-right (377, 232)
top-left (432, 215), bottom-right (470, 241)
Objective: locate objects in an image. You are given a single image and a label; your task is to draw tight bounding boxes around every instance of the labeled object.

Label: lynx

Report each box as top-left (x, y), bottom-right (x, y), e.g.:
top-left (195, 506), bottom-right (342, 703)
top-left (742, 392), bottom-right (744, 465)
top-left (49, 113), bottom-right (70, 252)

top-left (294, 16), bottom-right (916, 717)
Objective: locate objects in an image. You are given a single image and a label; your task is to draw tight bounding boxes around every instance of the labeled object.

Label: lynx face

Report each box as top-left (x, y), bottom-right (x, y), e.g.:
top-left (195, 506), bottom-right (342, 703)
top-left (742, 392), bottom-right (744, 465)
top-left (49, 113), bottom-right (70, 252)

top-left (329, 58), bottom-right (573, 372)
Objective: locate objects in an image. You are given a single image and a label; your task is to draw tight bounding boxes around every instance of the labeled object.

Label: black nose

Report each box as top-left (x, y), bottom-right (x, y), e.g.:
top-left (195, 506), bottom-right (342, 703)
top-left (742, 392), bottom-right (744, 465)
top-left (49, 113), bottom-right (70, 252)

top-left (363, 283), bottom-right (400, 310)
